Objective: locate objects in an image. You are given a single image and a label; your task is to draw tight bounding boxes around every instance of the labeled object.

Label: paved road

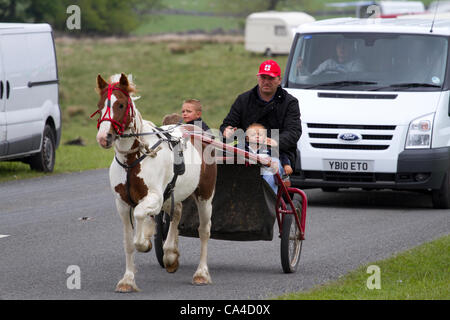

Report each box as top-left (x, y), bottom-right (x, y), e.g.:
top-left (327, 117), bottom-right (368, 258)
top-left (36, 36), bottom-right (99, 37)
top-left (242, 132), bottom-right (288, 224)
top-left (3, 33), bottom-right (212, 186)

top-left (0, 169), bottom-right (448, 300)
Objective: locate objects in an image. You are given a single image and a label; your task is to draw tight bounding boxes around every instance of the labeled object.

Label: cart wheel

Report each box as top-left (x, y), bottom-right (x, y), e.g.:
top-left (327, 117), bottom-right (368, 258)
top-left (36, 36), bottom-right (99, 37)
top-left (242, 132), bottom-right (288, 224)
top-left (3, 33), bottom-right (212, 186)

top-left (280, 197), bottom-right (303, 273)
top-left (154, 211), bottom-right (170, 268)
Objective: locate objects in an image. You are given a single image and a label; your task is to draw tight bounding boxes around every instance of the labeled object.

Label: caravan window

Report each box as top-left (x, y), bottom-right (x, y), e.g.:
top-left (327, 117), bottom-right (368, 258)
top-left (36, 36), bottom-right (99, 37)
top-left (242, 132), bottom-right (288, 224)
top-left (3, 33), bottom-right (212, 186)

top-left (274, 25), bottom-right (287, 36)
top-left (286, 33), bottom-right (448, 91)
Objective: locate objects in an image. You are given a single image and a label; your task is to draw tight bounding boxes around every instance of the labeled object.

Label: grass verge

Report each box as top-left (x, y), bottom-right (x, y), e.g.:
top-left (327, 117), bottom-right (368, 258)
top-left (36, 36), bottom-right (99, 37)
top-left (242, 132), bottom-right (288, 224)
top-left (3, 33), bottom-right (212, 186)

top-left (277, 234), bottom-right (450, 300)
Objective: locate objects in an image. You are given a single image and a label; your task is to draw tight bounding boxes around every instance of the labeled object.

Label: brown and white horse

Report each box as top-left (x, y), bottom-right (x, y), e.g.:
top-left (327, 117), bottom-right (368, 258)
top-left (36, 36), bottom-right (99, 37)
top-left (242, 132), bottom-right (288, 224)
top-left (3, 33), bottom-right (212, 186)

top-left (93, 73), bottom-right (216, 292)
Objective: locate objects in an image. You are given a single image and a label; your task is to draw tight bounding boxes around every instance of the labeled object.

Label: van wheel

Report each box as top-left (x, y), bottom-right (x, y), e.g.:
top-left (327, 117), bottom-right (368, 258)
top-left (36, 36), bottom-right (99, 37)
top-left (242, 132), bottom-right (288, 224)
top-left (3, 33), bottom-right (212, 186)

top-left (29, 125), bottom-right (55, 172)
top-left (431, 171), bottom-right (450, 209)
top-left (264, 48), bottom-right (273, 57)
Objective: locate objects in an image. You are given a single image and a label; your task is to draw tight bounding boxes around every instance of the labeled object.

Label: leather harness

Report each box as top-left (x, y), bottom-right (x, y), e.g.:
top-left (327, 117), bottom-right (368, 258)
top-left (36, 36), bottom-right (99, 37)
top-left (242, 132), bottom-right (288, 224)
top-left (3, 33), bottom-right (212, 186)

top-left (114, 126), bottom-right (185, 228)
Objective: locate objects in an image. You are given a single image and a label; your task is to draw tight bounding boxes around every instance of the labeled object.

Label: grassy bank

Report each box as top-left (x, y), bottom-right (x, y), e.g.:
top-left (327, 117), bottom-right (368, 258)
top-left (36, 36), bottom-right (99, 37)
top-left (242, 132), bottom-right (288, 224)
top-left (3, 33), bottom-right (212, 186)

top-left (0, 38), bottom-right (287, 181)
top-left (277, 235), bottom-right (450, 300)
top-left (133, 14), bottom-right (241, 35)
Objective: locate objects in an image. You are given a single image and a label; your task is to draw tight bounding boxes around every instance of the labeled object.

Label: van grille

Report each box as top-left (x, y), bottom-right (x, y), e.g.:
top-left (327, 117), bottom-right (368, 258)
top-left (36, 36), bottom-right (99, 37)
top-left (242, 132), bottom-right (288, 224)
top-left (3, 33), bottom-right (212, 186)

top-left (304, 171), bottom-right (396, 183)
top-left (309, 133), bottom-right (393, 140)
top-left (307, 123), bottom-right (396, 130)
top-left (307, 123), bottom-right (396, 151)
top-left (317, 92), bottom-right (398, 100)
top-left (311, 143), bottom-right (389, 150)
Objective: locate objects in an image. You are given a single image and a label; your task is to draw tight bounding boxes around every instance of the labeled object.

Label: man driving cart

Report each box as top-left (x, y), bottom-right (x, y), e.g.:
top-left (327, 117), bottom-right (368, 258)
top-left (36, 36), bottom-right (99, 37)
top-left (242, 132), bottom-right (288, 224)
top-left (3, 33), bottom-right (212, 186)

top-left (220, 59), bottom-right (302, 191)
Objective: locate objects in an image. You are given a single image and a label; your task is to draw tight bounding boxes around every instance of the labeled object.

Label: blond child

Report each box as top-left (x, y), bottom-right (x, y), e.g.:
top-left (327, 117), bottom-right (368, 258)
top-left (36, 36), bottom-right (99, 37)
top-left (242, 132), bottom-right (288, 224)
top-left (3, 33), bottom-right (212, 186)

top-left (245, 123), bottom-right (293, 175)
top-left (181, 99), bottom-right (211, 132)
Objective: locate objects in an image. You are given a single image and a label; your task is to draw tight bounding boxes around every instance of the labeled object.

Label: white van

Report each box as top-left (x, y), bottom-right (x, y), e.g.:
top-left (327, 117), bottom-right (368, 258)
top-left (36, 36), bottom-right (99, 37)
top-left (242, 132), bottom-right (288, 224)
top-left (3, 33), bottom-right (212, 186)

top-left (283, 17), bottom-right (450, 208)
top-left (245, 11), bottom-right (315, 56)
top-left (0, 23), bottom-right (61, 172)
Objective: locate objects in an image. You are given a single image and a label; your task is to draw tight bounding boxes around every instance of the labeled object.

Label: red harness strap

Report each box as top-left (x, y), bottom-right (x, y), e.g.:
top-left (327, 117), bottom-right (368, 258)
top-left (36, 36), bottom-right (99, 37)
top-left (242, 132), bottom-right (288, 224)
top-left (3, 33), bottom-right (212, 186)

top-left (90, 82), bottom-right (134, 135)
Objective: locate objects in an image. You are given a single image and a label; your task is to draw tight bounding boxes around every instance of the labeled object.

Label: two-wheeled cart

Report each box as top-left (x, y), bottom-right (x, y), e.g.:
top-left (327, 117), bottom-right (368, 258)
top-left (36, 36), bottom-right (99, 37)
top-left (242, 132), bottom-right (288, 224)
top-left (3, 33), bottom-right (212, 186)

top-left (154, 131), bottom-right (307, 273)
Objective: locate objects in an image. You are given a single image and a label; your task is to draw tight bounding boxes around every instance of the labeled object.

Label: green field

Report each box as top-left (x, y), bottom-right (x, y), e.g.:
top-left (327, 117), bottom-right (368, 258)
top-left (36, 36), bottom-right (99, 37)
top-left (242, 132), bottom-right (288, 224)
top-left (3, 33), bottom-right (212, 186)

top-left (133, 0), bottom-right (438, 37)
top-left (278, 234), bottom-right (450, 300)
top-left (161, 0), bottom-right (222, 12)
top-left (133, 14), bottom-right (241, 35)
top-left (134, 0), bottom-right (351, 36)
top-left (158, 0), bottom-right (434, 13)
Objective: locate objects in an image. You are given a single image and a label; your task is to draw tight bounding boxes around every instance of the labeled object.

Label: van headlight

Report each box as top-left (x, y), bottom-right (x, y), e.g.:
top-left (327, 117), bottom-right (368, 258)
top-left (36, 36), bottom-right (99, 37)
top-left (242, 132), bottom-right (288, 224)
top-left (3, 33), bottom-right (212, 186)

top-left (405, 113), bottom-right (434, 149)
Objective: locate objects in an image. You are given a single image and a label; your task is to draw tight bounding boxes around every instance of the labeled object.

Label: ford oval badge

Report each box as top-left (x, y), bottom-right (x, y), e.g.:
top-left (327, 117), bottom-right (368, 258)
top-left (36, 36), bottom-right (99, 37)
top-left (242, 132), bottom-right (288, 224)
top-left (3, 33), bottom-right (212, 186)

top-left (338, 132), bottom-right (361, 142)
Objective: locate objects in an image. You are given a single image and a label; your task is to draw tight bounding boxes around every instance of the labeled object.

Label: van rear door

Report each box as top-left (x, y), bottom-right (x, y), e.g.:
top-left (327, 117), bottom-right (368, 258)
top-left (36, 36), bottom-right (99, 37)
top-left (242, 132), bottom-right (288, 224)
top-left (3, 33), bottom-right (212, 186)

top-left (1, 31), bottom-right (42, 155)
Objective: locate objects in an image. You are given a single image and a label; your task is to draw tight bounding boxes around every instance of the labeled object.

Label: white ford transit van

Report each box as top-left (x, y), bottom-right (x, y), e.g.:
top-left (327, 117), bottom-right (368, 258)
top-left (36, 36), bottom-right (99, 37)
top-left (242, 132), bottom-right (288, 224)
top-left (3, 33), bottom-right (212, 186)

top-left (283, 17), bottom-right (450, 208)
top-left (0, 23), bottom-right (61, 172)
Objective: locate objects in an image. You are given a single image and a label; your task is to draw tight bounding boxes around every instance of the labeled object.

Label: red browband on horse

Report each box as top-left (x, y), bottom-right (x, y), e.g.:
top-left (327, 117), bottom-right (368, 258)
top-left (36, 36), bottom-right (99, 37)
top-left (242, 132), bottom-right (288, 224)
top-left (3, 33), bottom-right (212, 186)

top-left (90, 82), bottom-right (135, 136)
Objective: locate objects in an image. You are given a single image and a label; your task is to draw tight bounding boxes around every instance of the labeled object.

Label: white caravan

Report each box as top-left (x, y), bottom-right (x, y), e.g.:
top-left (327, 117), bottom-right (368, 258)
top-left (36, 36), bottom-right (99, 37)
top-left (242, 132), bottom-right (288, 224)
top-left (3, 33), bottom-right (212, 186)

top-left (0, 23), bottom-right (61, 172)
top-left (283, 17), bottom-right (450, 208)
top-left (245, 11), bottom-right (315, 56)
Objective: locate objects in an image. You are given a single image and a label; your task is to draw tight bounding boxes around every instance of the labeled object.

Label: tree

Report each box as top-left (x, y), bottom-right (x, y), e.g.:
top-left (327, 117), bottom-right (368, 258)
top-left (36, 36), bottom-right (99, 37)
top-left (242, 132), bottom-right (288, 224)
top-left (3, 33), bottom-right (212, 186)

top-left (26, 0), bottom-right (66, 27)
top-left (0, 0), bottom-right (163, 35)
top-left (0, 0), bottom-right (28, 22)
top-left (268, 0), bottom-right (283, 10)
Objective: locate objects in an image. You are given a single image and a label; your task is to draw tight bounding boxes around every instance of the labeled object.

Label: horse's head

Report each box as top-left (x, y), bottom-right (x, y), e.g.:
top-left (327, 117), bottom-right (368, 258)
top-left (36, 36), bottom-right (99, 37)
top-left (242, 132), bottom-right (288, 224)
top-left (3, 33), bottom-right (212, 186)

top-left (92, 73), bottom-right (137, 149)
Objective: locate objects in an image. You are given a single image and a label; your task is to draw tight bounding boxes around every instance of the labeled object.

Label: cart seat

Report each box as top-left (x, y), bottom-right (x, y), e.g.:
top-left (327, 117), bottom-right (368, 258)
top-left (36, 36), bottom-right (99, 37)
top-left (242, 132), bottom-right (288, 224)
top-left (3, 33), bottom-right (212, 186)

top-left (178, 163), bottom-right (277, 241)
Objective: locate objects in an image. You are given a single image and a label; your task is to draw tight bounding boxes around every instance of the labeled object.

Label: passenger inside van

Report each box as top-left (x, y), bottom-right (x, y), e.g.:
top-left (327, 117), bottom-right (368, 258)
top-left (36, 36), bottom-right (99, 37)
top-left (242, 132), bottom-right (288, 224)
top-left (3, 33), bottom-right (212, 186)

top-left (406, 39), bottom-right (446, 85)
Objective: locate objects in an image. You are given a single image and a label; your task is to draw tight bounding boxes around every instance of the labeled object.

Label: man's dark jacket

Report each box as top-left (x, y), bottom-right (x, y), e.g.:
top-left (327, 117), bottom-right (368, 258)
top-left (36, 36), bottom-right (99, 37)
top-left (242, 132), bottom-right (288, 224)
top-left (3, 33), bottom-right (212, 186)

top-left (220, 85), bottom-right (302, 167)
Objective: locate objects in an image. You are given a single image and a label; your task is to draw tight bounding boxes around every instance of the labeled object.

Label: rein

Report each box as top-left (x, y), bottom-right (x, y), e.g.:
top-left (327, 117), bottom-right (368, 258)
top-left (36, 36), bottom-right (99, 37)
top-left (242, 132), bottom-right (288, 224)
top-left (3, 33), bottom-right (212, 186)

top-left (119, 122), bottom-right (183, 139)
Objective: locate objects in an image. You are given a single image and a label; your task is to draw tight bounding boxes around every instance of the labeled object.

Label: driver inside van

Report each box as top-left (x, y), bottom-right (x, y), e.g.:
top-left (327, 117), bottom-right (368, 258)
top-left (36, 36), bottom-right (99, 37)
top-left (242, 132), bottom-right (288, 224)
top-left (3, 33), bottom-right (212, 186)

top-left (311, 39), bottom-right (364, 75)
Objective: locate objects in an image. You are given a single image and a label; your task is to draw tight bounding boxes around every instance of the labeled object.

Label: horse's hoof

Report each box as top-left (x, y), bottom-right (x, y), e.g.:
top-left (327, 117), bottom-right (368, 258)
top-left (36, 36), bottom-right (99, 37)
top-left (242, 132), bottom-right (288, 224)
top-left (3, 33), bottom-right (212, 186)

top-left (192, 275), bottom-right (211, 286)
top-left (163, 251), bottom-right (180, 273)
top-left (134, 239), bottom-right (152, 253)
top-left (115, 282), bottom-right (140, 293)
top-left (164, 258), bottom-right (179, 273)
top-left (192, 269), bottom-right (211, 285)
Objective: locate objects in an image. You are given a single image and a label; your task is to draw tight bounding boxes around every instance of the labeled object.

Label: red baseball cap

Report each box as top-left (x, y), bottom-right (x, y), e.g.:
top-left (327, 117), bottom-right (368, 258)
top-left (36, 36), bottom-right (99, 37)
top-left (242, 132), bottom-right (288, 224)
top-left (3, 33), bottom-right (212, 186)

top-left (257, 60), bottom-right (281, 77)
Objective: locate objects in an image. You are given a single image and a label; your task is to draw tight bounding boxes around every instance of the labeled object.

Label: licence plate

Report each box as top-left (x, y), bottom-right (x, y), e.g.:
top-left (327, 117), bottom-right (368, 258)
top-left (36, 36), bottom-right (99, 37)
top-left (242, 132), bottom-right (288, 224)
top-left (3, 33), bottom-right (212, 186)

top-left (323, 159), bottom-right (374, 172)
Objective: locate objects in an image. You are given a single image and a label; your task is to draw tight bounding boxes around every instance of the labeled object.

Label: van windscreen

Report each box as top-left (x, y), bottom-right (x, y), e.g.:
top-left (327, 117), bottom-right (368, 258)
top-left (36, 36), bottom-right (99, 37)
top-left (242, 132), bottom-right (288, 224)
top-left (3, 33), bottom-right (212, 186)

top-left (286, 33), bottom-right (448, 91)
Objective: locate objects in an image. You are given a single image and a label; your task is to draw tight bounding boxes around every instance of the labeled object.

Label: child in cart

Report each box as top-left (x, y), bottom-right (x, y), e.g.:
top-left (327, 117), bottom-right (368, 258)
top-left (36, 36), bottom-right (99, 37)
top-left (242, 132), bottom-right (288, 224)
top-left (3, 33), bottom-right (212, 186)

top-left (181, 99), bottom-right (212, 133)
top-left (162, 99), bottom-right (213, 138)
top-left (245, 123), bottom-right (293, 192)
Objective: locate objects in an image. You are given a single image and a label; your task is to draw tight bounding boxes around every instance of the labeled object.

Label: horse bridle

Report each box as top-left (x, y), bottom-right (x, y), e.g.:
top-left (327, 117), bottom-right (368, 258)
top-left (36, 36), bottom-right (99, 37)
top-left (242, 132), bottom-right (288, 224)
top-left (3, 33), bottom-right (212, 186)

top-left (90, 82), bottom-right (134, 136)
top-left (91, 82), bottom-right (183, 140)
